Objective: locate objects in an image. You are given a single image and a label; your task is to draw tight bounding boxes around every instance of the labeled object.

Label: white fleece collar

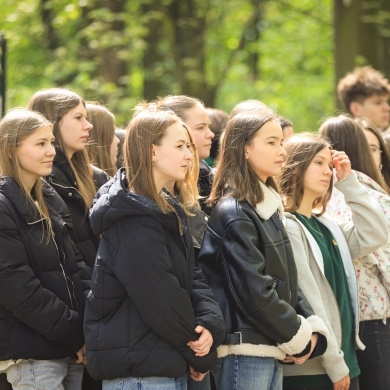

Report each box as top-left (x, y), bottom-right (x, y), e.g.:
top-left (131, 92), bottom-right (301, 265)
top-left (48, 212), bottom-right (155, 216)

top-left (255, 181), bottom-right (284, 220)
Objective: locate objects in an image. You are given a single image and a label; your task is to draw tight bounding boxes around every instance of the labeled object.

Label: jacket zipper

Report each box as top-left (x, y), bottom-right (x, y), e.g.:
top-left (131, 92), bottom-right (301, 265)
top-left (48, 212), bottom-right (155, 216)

top-left (50, 180), bottom-right (83, 198)
top-left (53, 239), bottom-right (77, 310)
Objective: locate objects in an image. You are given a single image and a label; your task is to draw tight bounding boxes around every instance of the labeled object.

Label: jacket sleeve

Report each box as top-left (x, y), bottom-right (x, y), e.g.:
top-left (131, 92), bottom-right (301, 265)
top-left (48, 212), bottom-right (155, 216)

top-left (0, 206), bottom-right (84, 353)
top-left (114, 217), bottom-right (218, 372)
top-left (336, 173), bottom-right (388, 259)
top-left (285, 217), bottom-right (349, 383)
top-left (216, 216), bottom-right (311, 351)
top-left (191, 266), bottom-right (226, 347)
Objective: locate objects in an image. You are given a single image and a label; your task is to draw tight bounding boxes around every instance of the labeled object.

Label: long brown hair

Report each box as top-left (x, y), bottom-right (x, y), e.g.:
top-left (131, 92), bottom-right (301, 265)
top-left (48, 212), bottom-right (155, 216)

top-left (280, 133), bottom-right (333, 216)
top-left (0, 108), bottom-right (54, 240)
top-left (209, 111), bottom-right (278, 208)
top-left (28, 88), bottom-right (96, 208)
top-left (124, 109), bottom-right (184, 213)
top-left (86, 103), bottom-right (117, 177)
top-left (174, 126), bottom-right (200, 215)
top-left (355, 117), bottom-right (390, 193)
top-left (134, 101), bottom-right (200, 215)
top-left (318, 115), bottom-right (390, 194)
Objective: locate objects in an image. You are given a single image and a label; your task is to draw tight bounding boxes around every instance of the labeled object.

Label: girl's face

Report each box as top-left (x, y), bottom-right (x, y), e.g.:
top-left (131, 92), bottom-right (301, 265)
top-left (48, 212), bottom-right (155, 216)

top-left (59, 102), bottom-right (93, 159)
top-left (363, 129), bottom-right (382, 169)
top-left (183, 103), bottom-right (214, 160)
top-left (110, 134), bottom-right (120, 163)
top-left (152, 123), bottom-right (194, 192)
top-left (16, 125), bottom-right (56, 191)
top-left (303, 147), bottom-right (333, 201)
top-left (245, 120), bottom-right (286, 182)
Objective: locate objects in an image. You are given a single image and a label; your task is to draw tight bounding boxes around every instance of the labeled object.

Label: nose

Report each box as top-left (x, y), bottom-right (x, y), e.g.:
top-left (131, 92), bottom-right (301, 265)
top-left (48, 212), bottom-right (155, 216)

top-left (185, 147), bottom-right (194, 161)
top-left (47, 144), bottom-right (56, 157)
top-left (207, 127), bottom-right (215, 139)
top-left (84, 119), bottom-right (93, 131)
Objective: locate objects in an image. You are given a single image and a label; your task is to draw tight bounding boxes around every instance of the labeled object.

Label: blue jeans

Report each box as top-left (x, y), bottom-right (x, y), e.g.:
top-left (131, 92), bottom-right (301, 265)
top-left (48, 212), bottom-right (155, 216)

top-left (357, 319), bottom-right (390, 390)
top-left (4, 358), bottom-right (83, 390)
top-left (212, 355), bottom-right (282, 390)
top-left (103, 374), bottom-right (187, 390)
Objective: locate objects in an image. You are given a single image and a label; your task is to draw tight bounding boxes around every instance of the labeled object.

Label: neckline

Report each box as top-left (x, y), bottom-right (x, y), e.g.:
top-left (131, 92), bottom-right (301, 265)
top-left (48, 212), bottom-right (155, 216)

top-left (295, 211), bottom-right (313, 220)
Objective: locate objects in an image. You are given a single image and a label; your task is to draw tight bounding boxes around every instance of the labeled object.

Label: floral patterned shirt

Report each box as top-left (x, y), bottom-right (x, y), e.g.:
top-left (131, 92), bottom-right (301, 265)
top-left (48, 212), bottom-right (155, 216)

top-left (327, 171), bottom-right (390, 321)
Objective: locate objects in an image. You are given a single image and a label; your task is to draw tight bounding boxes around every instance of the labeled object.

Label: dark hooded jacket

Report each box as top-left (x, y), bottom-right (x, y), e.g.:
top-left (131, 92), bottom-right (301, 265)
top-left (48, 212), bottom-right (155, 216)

top-left (84, 169), bottom-right (225, 380)
top-left (0, 177), bottom-right (86, 360)
top-left (47, 147), bottom-right (110, 269)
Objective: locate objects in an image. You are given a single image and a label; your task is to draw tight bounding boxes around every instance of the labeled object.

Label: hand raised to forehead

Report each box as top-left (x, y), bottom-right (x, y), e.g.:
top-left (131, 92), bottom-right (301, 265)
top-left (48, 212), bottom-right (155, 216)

top-left (331, 149), bottom-right (351, 181)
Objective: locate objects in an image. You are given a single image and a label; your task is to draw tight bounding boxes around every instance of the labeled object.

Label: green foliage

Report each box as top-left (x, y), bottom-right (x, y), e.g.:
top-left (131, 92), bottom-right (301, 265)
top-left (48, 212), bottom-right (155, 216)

top-left (1, 0), bottom-right (334, 130)
top-left (215, 0), bottom-right (334, 131)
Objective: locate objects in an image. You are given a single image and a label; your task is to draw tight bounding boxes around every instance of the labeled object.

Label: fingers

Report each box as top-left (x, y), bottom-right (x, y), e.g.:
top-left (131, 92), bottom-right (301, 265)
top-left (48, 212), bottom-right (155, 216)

top-left (189, 366), bottom-right (207, 381)
top-left (76, 344), bottom-right (87, 365)
top-left (187, 327), bottom-right (214, 356)
top-left (331, 149), bottom-right (351, 180)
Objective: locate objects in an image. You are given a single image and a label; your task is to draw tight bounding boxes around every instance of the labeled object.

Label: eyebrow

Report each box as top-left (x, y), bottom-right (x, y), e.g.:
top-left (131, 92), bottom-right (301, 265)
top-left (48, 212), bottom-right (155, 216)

top-left (314, 155), bottom-right (331, 161)
top-left (265, 136), bottom-right (281, 140)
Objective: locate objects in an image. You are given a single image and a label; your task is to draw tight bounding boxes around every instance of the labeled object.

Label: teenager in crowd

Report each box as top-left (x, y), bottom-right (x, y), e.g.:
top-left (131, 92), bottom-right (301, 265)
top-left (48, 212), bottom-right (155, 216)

top-left (354, 117), bottom-right (390, 190)
top-left (28, 88), bottom-right (110, 390)
top-left (84, 109), bottom-right (225, 390)
top-left (86, 103), bottom-right (119, 177)
top-left (0, 108), bottom-right (86, 389)
top-left (280, 132), bottom-right (387, 390)
top-left (197, 111), bottom-right (329, 390)
top-left (319, 116), bottom-right (390, 390)
top-left (337, 66), bottom-right (390, 132)
top-left (28, 88), bottom-right (109, 271)
top-left (156, 95), bottom-right (215, 215)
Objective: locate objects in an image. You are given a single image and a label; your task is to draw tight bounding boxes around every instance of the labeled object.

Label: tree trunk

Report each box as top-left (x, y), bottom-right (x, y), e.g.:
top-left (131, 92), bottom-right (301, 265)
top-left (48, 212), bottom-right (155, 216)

top-left (165, 0), bottom-right (214, 105)
top-left (39, 0), bottom-right (60, 50)
top-left (141, 3), bottom-right (167, 100)
top-left (334, 0), bottom-right (387, 106)
top-left (96, 0), bottom-right (128, 88)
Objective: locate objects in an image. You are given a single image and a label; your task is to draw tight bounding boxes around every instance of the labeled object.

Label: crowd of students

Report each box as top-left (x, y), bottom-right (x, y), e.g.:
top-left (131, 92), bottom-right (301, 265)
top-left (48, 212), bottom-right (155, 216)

top-left (0, 64), bottom-right (389, 390)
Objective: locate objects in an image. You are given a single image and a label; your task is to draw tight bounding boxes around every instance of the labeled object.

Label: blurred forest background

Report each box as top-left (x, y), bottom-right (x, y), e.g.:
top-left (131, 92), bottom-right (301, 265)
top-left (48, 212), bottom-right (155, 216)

top-left (1, 0), bottom-right (390, 130)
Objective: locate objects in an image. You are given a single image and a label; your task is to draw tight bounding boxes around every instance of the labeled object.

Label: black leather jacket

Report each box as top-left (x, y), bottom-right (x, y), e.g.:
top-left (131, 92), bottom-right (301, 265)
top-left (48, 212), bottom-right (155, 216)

top-left (197, 196), bottom-right (314, 355)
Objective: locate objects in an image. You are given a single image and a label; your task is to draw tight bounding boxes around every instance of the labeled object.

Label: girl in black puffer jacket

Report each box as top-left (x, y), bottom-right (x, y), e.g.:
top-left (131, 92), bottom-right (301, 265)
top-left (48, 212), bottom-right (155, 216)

top-left (84, 109), bottom-right (225, 390)
top-left (0, 109), bottom-right (87, 389)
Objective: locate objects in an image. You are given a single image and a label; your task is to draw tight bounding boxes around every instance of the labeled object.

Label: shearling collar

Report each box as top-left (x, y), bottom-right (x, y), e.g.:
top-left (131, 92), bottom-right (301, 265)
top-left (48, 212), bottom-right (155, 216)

top-left (255, 181), bottom-right (284, 220)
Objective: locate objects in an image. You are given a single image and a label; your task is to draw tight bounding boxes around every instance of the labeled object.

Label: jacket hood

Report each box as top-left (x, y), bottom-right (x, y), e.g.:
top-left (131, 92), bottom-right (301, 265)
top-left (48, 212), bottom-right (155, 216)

top-left (89, 168), bottom-right (177, 235)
